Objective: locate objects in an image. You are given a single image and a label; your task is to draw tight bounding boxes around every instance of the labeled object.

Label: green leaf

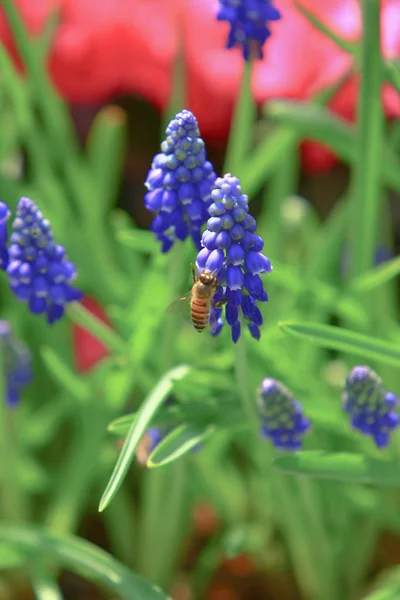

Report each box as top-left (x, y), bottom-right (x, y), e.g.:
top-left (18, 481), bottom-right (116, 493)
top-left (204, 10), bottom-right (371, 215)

top-left (224, 61), bottom-right (256, 174)
top-left (0, 542), bottom-right (25, 568)
top-left (294, 1), bottom-right (355, 54)
top-left (40, 346), bottom-right (90, 403)
top-left (116, 228), bottom-right (159, 254)
top-left (273, 451), bottom-right (400, 487)
top-left (386, 61), bottom-right (400, 94)
top-left (87, 105), bottom-right (126, 215)
top-left (349, 256), bottom-right (400, 293)
top-left (236, 127), bottom-right (296, 198)
top-left (266, 101), bottom-right (400, 193)
top-left (99, 365), bottom-right (191, 512)
top-left (66, 302), bottom-right (128, 356)
top-left (147, 423), bottom-right (215, 468)
top-left (350, 0), bottom-right (385, 276)
top-left (0, 524), bottom-right (169, 600)
top-left (279, 321), bottom-right (400, 368)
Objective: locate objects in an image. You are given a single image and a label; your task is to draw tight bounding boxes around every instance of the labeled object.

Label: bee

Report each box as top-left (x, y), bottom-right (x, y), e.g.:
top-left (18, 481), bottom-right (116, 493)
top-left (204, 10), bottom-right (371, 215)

top-left (167, 265), bottom-right (227, 333)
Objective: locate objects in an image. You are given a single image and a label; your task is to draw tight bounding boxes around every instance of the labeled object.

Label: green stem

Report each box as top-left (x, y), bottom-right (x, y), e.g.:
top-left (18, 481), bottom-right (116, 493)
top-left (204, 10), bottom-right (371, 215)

top-left (44, 406), bottom-right (111, 534)
top-left (67, 302), bottom-right (128, 356)
top-left (350, 0), bottom-right (384, 277)
top-left (233, 335), bottom-right (259, 437)
top-left (0, 343), bottom-right (25, 523)
top-left (261, 140), bottom-right (299, 261)
top-left (137, 243), bottom-right (189, 589)
top-left (224, 61), bottom-right (256, 174)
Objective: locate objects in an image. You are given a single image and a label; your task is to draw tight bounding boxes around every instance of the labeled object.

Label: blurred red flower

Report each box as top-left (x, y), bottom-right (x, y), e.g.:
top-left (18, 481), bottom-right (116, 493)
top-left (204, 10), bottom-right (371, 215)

top-left (0, 0), bottom-right (399, 173)
top-left (72, 296), bottom-right (110, 373)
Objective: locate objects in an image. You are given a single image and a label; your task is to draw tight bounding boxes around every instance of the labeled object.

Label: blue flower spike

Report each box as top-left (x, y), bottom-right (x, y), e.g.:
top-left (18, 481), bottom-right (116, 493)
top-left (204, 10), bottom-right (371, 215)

top-left (144, 110), bottom-right (217, 252)
top-left (197, 174), bottom-right (272, 342)
top-left (343, 366), bottom-right (400, 449)
top-left (257, 378), bottom-right (310, 451)
top-left (6, 197), bottom-right (83, 324)
top-left (217, 0), bottom-right (281, 60)
top-left (0, 320), bottom-right (32, 407)
top-left (0, 201), bottom-right (11, 271)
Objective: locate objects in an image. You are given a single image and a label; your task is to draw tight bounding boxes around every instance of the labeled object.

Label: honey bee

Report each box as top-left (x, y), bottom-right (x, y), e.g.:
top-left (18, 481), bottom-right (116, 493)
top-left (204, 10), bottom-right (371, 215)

top-left (167, 265), bottom-right (227, 333)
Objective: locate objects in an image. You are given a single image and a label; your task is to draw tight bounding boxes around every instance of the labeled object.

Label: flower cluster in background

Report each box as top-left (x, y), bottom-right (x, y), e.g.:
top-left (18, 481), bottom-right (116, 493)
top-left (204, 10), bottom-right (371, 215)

top-left (196, 174), bottom-right (272, 342)
top-left (217, 0), bottom-right (281, 60)
top-left (145, 110), bottom-right (217, 252)
top-left (257, 378), bottom-right (310, 451)
top-left (343, 366), bottom-right (400, 449)
top-left (0, 320), bottom-right (32, 406)
top-left (0, 198), bottom-right (82, 324)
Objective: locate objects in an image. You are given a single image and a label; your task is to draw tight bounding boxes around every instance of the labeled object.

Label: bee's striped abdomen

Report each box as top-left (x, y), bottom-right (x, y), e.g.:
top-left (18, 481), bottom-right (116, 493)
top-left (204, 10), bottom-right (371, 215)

top-left (191, 298), bottom-right (209, 332)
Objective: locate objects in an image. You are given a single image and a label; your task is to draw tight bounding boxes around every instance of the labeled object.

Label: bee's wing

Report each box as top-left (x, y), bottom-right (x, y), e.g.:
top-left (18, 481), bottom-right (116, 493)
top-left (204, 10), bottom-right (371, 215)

top-left (165, 290), bottom-right (192, 317)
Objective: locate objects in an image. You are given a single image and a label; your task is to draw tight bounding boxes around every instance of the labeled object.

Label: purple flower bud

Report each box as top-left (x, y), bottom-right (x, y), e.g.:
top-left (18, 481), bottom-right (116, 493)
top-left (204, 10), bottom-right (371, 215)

top-left (205, 249), bottom-right (224, 272)
top-left (231, 321), bottom-right (241, 344)
top-left (226, 303), bottom-right (239, 326)
top-left (226, 265), bottom-right (244, 290)
top-left (196, 247), bottom-right (211, 269)
top-left (227, 243), bottom-right (245, 265)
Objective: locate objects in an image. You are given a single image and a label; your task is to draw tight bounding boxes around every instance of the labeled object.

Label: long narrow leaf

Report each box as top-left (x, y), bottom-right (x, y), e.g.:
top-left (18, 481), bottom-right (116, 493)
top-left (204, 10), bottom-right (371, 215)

top-left (349, 256), bottom-right (400, 293)
top-left (273, 452), bottom-right (400, 487)
top-left (0, 524), bottom-right (169, 600)
top-left (279, 321), bottom-right (400, 367)
top-left (147, 424), bottom-right (215, 468)
top-left (99, 365), bottom-right (191, 512)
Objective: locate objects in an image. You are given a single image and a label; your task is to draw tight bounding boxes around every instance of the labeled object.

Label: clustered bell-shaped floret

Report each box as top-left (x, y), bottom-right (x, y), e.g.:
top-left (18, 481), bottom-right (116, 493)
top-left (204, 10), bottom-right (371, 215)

top-left (343, 366), bottom-right (400, 449)
top-left (196, 174), bottom-right (271, 342)
top-left (0, 320), bottom-right (32, 406)
top-left (144, 110), bottom-right (217, 253)
top-left (257, 378), bottom-right (310, 451)
top-left (6, 197), bottom-right (83, 324)
top-left (217, 0), bottom-right (281, 60)
top-left (0, 202), bottom-right (11, 271)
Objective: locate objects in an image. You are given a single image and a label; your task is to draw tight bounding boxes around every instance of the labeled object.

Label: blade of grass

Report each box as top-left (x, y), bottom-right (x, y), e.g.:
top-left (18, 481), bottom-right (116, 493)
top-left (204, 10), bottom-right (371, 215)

top-left (349, 256), bottom-right (400, 293)
top-left (274, 452), bottom-right (400, 486)
top-left (0, 524), bottom-right (169, 600)
top-left (99, 365), bottom-right (191, 512)
top-left (224, 61), bottom-right (256, 174)
top-left (279, 321), bottom-right (400, 368)
top-left (350, 0), bottom-right (385, 276)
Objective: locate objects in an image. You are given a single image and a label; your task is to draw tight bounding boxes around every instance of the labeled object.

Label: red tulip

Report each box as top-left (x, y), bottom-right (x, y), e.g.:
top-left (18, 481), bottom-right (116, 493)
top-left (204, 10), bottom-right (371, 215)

top-left (0, 0), bottom-right (399, 173)
top-left (72, 296), bottom-right (111, 372)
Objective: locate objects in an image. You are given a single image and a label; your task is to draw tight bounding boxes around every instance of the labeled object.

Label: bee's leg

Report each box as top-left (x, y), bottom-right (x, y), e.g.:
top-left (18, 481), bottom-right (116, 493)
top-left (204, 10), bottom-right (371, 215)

top-left (190, 263), bottom-right (197, 283)
top-left (212, 298), bottom-right (229, 309)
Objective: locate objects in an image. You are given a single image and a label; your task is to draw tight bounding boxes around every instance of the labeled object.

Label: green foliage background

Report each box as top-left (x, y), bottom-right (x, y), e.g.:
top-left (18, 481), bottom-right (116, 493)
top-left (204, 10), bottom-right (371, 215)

top-left (0, 1), bottom-right (400, 599)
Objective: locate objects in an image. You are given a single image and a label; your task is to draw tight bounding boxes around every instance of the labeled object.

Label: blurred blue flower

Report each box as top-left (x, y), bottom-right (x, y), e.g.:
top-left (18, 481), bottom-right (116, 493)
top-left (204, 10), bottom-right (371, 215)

top-left (343, 366), bottom-right (399, 449)
top-left (0, 320), bottom-right (32, 407)
top-left (217, 0), bottom-right (281, 60)
top-left (0, 201), bottom-right (11, 271)
top-left (196, 174), bottom-right (272, 342)
top-left (6, 197), bottom-right (83, 325)
top-left (136, 427), bottom-right (165, 466)
top-left (144, 109), bottom-right (217, 252)
top-left (257, 378), bottom-right (310, 451)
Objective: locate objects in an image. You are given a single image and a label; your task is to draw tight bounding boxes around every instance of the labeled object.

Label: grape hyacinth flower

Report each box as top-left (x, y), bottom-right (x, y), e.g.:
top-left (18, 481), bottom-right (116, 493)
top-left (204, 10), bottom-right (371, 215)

top-left (257, 378), bottom-right (310, 451)
top-left (343, 366), bottom-right (400, 449)
top-left (0, 321), bottom-right (32, 406)
top-left (6, 197), bottom-right (83, 324)
top-left (217, 0), bottom-right (281, 60)
top-left (136, 427), bottom-right (165, 466)
top-left (0, 201), bottom-right (11, 271)
top-left (196, 174), bottom-right (272, 342)
top-left (144, 110), bottom-right (217, 252)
